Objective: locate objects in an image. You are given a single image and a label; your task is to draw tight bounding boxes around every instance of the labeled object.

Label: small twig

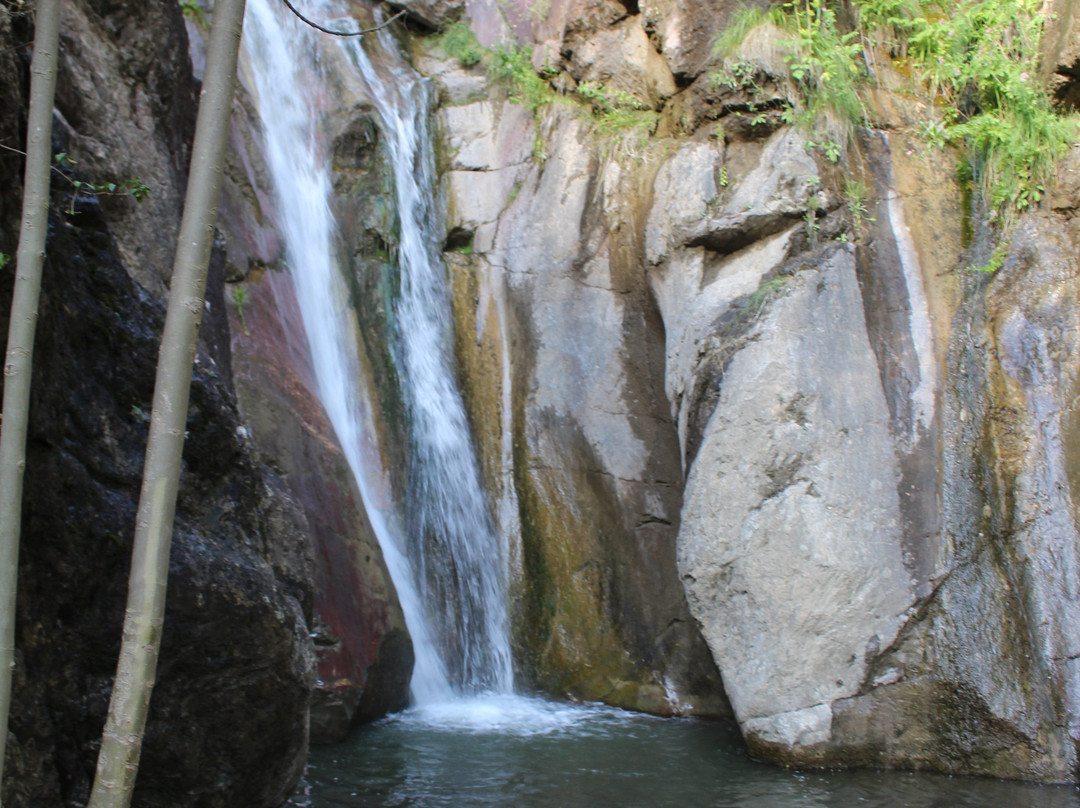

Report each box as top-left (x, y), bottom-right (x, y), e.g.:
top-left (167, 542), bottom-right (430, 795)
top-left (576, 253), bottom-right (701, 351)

top-left (279, 0), bottom-right (406, 37)
top-left (0, 142), bottom-right (71, 183)
top-left (0, 142), bottom-right (150, 214)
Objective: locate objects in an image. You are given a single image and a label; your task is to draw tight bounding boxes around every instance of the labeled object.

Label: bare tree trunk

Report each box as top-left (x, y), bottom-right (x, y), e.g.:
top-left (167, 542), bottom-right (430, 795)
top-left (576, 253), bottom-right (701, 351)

top-left (86, 1), bottom-right (247, 805)
top-left (0, 0), bottom-right (62, 801)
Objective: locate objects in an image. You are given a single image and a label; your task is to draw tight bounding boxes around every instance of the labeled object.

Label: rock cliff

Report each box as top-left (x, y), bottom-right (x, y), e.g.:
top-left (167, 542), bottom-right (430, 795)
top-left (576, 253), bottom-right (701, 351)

top-left (4, 0), bottom-right (1080, 802)
top-left (416, 0), bottom-right (1080, 783)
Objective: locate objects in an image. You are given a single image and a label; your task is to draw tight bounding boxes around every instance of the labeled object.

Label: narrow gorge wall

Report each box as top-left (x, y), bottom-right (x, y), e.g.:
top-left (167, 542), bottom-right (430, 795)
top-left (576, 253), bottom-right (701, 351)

top-left (1, 1), bottom-right (411, 806)
top-left (412, 0), bottom-right (1080, 783)
top-left (0, 3), bottom-right (319, 805)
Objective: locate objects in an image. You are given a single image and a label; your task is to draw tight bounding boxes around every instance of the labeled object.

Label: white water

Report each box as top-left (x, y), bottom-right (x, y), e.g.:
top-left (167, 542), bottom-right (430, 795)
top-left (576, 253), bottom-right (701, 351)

top-left (242, 0), bottom-right (511, 704)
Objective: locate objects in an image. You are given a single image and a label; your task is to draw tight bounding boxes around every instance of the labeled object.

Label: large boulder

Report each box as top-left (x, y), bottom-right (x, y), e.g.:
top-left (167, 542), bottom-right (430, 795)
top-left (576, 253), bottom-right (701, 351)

top-left (677, 244), bottom-right (917, 750)
top-left (563, 15), bottom-right (676, 109)
top-left (387, 0), bottom-right (466, 30)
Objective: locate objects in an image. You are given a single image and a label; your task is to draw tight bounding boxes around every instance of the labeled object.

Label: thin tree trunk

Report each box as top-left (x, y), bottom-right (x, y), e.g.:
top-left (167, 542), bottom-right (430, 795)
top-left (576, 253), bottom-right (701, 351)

top-left (0, 0), bottom-right (62, 800)
top-left (86, 1), bottom-right (247, 805)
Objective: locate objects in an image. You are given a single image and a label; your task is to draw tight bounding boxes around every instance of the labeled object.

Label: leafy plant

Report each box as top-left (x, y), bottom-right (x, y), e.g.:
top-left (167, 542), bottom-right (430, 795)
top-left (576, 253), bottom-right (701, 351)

top-left (0, 253), bottom-right (8, 271)
top-left (232, 285), bottom-right (250, 335)
top-left (968, 242), bottom-right (1009, 273)
top-left (528, 0), bottom-right (551, 23)
top-left (749, 275), bottom-right (789, 316)
top-left (717, 1), bottom-right (866, 131)
top-left (844, 178), bottom-right (875, 240)
top-left (52, 152), bottom-right (151, 214)
top-left (488, 43), bottom-right (555, 111)
top-left (577, 80), bottom-right (660, 139)
top-left (885, 0), bottom-right (1075, 218)
top-left (713, 0), bottom-right (1079, 223)
top-left (783, 0), bottom-right (866, 131)
top-left (710, 59), bottom-right (766, 95)
top-left (435, 20), bottom-right (483, 67)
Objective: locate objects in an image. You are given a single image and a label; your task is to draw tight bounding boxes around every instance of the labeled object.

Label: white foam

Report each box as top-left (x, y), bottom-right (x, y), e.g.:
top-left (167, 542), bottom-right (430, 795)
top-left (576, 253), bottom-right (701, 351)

top-left (394, 695), bottom-right (630, 737)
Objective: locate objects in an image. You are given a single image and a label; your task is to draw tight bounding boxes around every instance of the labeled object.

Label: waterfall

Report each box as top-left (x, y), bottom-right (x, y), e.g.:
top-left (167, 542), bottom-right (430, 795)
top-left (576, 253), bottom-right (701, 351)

top-left (242, 0), bottom-right (512, 702)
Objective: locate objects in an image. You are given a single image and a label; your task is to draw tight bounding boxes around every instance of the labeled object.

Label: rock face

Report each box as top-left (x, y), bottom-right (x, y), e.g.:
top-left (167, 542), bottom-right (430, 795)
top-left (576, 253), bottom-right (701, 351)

top-left (1, 1), bottom-right (409, 805)
top-left (418, 1), bottom-right (1080, 785)
top-left (388, 0), bottom-right (466, 29)
top-left (214, 24), bottom-right (415, 742)
top-left (679, 246), bottom-right (915, 748)
top-left (6, 0), bottom-right (1080, 799)
top-left (0, 163), bottom-right (315, 808)
top-left (1044, 0), bottom-right (1080, 109)
top-left (425, 42), bottom-right (728, 713)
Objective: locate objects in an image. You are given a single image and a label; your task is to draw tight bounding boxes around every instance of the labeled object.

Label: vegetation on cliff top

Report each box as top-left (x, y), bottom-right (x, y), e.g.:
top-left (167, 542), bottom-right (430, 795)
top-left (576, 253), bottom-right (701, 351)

top-left (715, 0), bottom-right (1078, 223)
top-left (433, 21), bottom-right (659, 142)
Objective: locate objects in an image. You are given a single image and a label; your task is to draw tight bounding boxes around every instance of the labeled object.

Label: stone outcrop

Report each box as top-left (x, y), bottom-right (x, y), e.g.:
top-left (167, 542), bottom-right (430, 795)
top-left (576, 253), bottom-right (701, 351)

top-left (388, 0), bottom-right (467, 30)
top-left (1044, 0), bottom-right (1080, 109)
top-left (0, 148), bottom-right (315, 808)
top-left (420, 2), bottom-right (1080, 785)
top-left (563, 14), bottom-right (677, 109)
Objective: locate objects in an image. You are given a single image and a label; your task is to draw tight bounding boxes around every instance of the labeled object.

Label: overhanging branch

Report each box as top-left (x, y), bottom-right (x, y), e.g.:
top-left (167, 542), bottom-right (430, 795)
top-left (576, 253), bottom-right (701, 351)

top-left (279, 0), bottom-right (406, 37)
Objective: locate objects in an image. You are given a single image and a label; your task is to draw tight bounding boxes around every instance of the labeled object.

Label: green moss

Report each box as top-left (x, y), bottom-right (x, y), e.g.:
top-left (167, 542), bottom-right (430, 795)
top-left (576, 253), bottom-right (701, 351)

top-left (179, 0), bottom-right (209, 31)
top-left (509, 420), bottom-right (635, 699)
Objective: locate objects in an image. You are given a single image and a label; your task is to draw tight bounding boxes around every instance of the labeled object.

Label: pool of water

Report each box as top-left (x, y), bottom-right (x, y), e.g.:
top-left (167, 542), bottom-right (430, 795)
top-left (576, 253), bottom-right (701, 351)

top-left (290, 696), bottom-right (1080, 808)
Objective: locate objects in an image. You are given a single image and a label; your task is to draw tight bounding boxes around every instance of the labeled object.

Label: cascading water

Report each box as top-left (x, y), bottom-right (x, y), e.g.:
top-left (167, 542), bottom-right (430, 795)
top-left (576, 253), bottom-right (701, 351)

top-left (242, 0), bottom-right (511, 703)
top-left (339, 23), bottom-right (514, 698)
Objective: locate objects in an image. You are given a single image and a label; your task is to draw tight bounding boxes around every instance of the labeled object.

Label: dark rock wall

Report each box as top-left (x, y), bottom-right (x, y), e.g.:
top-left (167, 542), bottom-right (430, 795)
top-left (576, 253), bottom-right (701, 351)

top-left (0, 174), bottom-right (315, 807)
top-left (0, 1), bottom-right (336, 806)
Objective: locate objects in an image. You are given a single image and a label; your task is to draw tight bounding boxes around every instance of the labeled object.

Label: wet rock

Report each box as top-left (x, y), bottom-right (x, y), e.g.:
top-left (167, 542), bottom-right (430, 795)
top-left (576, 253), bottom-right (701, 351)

top-left (220, 86), bottom-right (415, 740)
top-left (818, 212), bottom-right (1080, 782)
top-left (226, 270), bottom-right (413, 744)
top-left (949, 213), bottom-right (1080, 779)
top-left (441, 103), bottom-right (730, 716)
